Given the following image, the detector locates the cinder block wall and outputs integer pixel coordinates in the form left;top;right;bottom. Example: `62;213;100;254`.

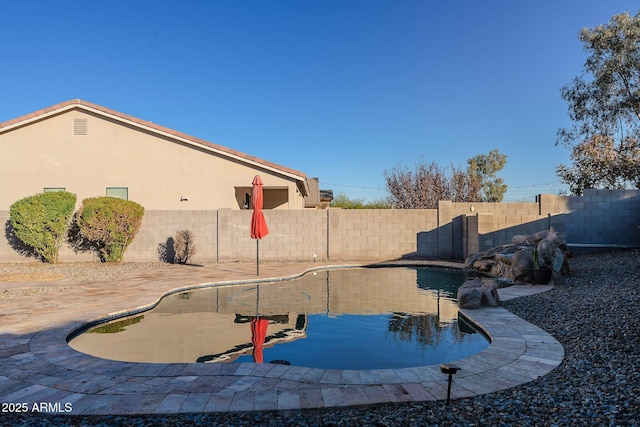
563;189;640;246
447;189;640;254
438;200;552;255
328;209;437;260
1;190;639;263
220;209;328;262
126;210;218;263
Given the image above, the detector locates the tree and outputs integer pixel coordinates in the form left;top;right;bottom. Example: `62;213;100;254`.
556;11;640;193
467;149;508;202
384;158;482;209
9;191;77;263
556;135;640;195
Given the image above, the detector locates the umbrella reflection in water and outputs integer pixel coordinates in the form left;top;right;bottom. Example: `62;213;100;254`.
250;317;269;363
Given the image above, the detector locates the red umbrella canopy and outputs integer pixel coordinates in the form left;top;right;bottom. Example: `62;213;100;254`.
250;175;269;239
250;317;269;363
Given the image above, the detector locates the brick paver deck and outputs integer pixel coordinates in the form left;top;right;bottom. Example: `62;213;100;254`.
0;261;563;415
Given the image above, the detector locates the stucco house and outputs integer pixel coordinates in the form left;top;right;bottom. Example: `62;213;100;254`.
0;99;311;211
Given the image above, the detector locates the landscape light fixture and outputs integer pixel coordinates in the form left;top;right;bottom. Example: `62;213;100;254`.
440;363;461;405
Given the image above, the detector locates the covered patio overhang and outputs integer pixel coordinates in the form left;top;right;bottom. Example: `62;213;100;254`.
235;185;295;210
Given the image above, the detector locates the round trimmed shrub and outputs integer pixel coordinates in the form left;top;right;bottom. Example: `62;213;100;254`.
76;197;144;262
9;191;77;263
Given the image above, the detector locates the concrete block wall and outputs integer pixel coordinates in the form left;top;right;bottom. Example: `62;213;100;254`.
563;189;640;246
464;214;479;256
1;190;638;263
448;190;640;255
126;210;218;263
441;200;549;255
221;209;328;262
328;209;437;259
217;209;253;262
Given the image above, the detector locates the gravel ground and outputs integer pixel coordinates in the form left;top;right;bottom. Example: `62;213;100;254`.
3;249;640;426
0;262;164;298
0;262;164;282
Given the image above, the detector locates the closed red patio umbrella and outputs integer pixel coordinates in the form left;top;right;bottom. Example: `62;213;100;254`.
250;175;269;274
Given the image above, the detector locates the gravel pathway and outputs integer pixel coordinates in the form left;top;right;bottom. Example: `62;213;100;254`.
3;250;639;426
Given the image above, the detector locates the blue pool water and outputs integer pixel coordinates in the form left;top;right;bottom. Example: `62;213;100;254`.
232;311;485;370
69;267;489;370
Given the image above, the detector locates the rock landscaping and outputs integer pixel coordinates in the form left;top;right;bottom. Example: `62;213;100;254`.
465;228;571;284
456;277;501;309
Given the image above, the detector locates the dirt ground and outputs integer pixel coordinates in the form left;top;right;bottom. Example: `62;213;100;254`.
0;272;65;282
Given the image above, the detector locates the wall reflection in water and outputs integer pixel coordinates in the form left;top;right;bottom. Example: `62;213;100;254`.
69;267;488;369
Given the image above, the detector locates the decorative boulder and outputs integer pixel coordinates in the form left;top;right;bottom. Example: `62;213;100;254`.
551;246;565;276
457;286;482;309
481;281;501;307
536;229;569;278
466;227;570;285
457;278;500;309
464;244;519;278
512;234;534;245
511;249;533;282
537;237;555;268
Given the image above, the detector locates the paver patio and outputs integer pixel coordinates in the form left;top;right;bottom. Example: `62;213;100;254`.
0;261;563;415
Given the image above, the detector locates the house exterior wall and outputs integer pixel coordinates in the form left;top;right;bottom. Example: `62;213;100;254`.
0;108;306;211
1;190;638;263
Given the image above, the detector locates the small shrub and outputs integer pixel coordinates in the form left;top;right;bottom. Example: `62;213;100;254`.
174;230;196;264
9;191;77;263
76;197;144;262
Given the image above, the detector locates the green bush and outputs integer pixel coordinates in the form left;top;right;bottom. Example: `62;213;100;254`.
9;191;77;263
76;197;144;262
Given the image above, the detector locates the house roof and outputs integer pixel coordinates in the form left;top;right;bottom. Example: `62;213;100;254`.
0;99;309;196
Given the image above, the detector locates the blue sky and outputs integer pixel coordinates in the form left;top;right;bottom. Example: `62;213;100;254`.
2;1;639;202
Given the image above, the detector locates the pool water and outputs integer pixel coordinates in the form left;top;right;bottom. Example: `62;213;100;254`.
68;267;489;370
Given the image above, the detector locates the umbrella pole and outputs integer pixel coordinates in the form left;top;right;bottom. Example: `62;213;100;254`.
256;239;259;275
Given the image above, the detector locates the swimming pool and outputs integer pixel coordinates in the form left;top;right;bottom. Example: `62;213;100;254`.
68;267;489;370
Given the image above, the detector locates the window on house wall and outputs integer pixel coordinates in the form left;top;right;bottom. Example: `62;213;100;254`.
73;118;87;135
106;187;128;200
44;187;66;192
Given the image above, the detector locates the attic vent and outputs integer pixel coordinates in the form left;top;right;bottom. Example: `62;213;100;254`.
73;118;87;135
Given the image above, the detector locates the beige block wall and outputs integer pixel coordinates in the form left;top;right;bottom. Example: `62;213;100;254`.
218;209;328;262
125;210;218;263
0;208;441;263
449;199;555;254
2;191;639;263
328;209;438;259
